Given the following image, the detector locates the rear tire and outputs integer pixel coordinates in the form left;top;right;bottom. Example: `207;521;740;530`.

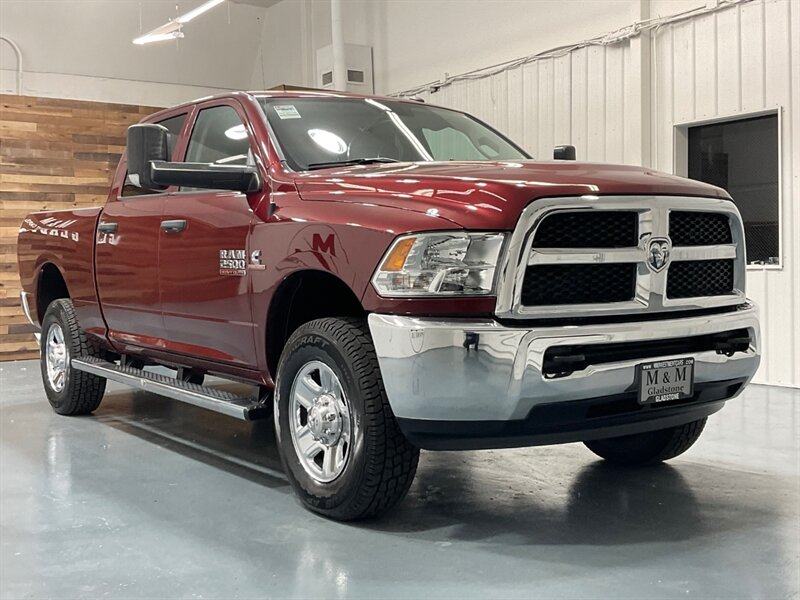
275;317;419;521
40;299;106;415
584;418;707;466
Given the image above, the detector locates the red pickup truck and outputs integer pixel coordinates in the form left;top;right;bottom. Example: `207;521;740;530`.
17;90;760;520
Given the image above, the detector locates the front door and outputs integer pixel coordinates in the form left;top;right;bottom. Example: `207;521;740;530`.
95;193;165;348
158;102;259;368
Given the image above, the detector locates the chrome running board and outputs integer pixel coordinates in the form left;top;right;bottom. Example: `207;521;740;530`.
72;356;270;421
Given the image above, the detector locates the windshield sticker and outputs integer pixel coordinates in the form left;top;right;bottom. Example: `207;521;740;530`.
273;105;301;120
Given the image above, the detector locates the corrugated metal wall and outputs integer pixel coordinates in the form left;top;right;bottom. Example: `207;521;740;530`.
415;44;639;164
414;0;799;386
651;0;799;387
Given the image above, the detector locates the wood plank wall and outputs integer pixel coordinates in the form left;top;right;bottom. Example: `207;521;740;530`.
0;95;161;361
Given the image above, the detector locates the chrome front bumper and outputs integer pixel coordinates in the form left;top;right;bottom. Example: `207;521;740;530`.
368;304;760;446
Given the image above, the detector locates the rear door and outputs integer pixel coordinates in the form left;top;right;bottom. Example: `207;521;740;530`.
95;113;187;349
158;101;259;368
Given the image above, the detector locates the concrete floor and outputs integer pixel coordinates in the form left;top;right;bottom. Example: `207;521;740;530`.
1;360;798;600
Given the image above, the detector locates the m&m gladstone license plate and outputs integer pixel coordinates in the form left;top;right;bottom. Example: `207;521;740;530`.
636;357;695;404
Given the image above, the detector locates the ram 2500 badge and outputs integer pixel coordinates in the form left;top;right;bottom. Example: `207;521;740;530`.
17;91;760;520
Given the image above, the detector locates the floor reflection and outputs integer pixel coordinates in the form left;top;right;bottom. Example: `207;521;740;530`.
87;381;790;551
2;361;798;599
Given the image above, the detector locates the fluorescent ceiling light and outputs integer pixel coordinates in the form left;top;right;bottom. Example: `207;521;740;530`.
133;0;226;46
133;31;185;45
177;0;226;24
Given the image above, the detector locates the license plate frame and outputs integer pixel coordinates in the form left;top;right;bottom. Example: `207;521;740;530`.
636;357;695;405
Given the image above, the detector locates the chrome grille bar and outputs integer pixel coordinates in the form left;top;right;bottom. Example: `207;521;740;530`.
529;243;737;265
494;195;747;319
671;244;737;261
528;247;643;265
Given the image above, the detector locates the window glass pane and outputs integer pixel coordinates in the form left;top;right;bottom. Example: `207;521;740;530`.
258;97;528;171
160;114;188;140
121;113;186;198
687;114;779;264
422;127;487;160
186;105;250;166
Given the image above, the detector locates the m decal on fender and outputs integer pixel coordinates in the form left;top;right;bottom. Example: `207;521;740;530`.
312;233;336;257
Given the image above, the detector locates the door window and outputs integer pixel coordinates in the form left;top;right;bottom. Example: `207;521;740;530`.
181;105;253;192
186;105;252;167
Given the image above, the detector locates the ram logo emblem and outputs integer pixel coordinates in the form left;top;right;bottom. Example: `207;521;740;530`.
647;238;671;272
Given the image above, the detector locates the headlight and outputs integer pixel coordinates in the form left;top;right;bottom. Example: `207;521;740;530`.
371;232;506;296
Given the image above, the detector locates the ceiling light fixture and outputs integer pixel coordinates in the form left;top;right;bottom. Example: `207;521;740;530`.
177;0;226;24
133;0;227;46
133;31;185;46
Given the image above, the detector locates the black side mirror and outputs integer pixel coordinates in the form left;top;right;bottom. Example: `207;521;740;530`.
553;145;576;160
150;162;261;193
127;124;170;190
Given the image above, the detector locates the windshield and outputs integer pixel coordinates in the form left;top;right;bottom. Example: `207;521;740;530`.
257;96;529;171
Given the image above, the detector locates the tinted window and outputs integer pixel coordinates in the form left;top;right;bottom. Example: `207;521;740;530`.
121;113;187;197
258;97;528;171
159;114;189;148
185;105;251;166
688;114;779;264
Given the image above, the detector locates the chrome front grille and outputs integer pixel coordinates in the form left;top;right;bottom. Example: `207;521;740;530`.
495;196;747;319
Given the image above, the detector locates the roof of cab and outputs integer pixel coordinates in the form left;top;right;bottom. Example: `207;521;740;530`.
144;89;427;122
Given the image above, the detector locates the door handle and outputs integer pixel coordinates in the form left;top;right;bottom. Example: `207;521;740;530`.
160;219;187;233
98;222;118;233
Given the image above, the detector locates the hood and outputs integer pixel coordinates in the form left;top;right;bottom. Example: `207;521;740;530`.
293;160;729;230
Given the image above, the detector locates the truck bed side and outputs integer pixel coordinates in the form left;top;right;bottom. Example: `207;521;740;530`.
17;208;106;339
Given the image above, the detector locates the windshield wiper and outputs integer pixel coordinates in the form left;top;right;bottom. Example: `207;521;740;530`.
306;157;401;170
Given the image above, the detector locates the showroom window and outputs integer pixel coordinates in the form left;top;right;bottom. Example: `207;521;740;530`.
686;114;780;265
120;113;187;197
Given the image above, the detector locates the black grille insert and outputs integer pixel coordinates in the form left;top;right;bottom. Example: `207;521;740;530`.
669;211;732;246
667;260;734;298
522;263;637;306
543;328;751;377
532;211;638;248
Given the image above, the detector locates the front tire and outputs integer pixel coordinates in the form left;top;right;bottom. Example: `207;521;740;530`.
40;299;106;415
584;418;707;466
275;317;419;520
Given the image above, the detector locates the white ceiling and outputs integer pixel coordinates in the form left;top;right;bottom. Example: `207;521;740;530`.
0;0;270;90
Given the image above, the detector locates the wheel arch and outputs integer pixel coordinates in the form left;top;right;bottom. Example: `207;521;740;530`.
35;262;70;324
266;269;365;379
